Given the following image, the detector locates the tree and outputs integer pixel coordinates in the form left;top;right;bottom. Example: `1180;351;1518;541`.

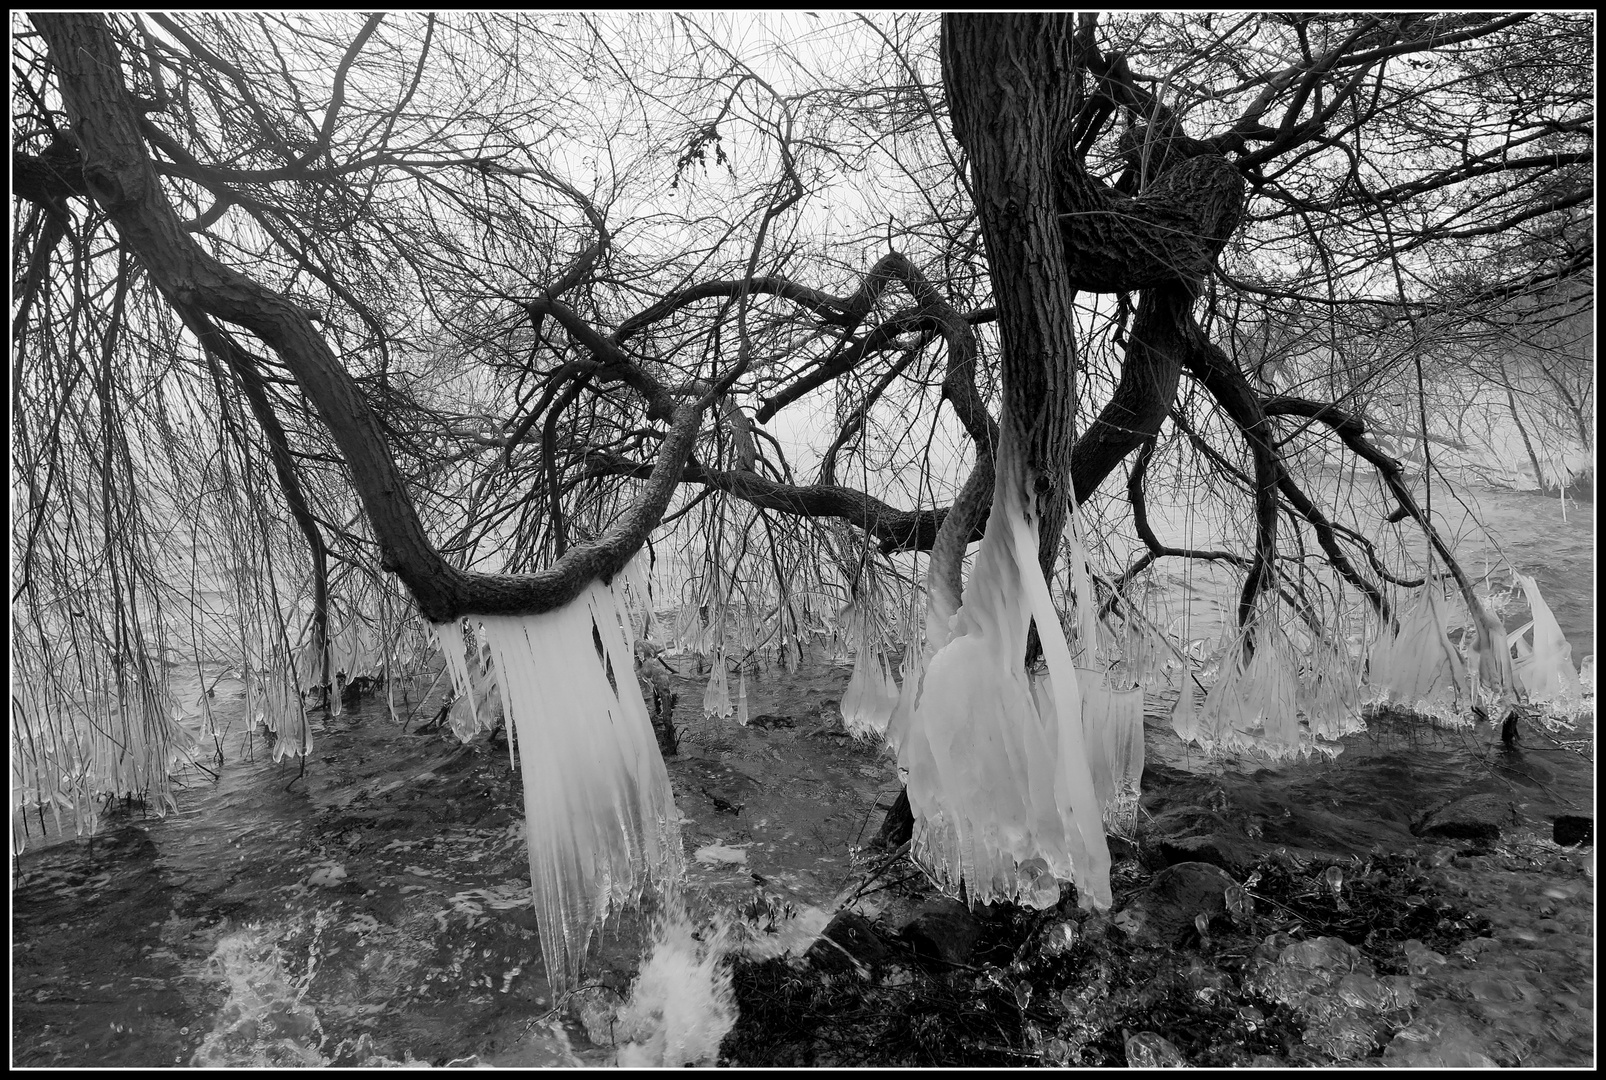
12;12;1592;884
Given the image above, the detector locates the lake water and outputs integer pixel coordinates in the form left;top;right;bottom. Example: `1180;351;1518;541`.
10;481;1594;1066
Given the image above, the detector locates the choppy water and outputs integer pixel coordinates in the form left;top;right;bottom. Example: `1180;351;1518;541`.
10;483;1594;1066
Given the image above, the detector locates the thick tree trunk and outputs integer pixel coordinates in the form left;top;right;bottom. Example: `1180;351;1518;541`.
942;15;1086;572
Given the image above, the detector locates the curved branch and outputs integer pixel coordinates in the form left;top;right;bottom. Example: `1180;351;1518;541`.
584;449;984;555
40;11;706;623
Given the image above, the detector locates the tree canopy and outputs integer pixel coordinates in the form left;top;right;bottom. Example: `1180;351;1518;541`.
11;12;1595;825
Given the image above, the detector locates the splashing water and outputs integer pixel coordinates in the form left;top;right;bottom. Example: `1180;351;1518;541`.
610;903;737;1068
190;922;329;1068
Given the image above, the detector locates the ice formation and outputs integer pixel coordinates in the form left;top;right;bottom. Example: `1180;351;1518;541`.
1365;584;1468;719
1171;662;1202;744
1508;573;1580;706
1191;614;1308;759
897;435;1112;910
1462;589;1522;707
1072;669;1145;829
445;578;682;993
432;619;502;742
841;642;900;740
1295;634;1366;743
884;642;921;754
702;651;731;719
735;667;750;727
249;663;312;762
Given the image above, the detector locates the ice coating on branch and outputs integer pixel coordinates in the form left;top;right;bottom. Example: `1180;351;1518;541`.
1071;670;1145;830
841;642;899;740
884;641;921;754
1171;662;1202;744
735;667;749;727
249;664;311;762
1190;614;1308;759
431;619;503;742
702;652;730;719
1509;573;1580;706
1064;509;1100;665
1462;587;1522;707
1365;586;1468;720
898;435;1112;910
473;581;684;993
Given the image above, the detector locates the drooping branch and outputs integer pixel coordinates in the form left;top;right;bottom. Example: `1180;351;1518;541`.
181;309;333;696
584;450;985;555
37;11;708;623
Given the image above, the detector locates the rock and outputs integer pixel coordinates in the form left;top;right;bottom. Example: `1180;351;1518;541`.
896;898;983;967
1553;814;1593;847
1410;793;1518;841
1146;807;1256;872
1116;861;1237;945
806;911;891;975
870;787;913;850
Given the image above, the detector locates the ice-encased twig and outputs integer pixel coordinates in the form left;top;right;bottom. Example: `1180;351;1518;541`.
841;640;898;740
1365;584;1468;720
1510;573;1580;707
702;651;730;718
475;581;683;994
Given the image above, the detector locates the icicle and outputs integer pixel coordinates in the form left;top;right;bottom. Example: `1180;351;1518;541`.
841;642;898;741
1064;509;1099;665
1509;573;1580;706
735;667;749;727
430;619;501;741
1296;633;1365;743
702;651;730;719
1074;669;1145;830
1463;589;1522;707
1191;614;1306;759
1365;585;1468;721
476;579;683;994
1171;663;1202;744
885;641;921;753
899;434;1111;910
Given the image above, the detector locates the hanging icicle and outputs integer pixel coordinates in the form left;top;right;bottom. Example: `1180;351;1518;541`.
1190;611;1307;760
702;650;731;719
432;619;502;742
735;666;749;727
841;641;899;740
469;579;683;995
1073;669;1145;831
1365;584;1468;722
1509;573;1580;707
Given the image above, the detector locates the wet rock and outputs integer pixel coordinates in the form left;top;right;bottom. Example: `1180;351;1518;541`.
896;898;983;967
805;911;890;975
747;713;797;730
1115;861;1237;946
1146;807;1255;872
870;787;913;850
1410;793;1518;841
1552;814;1593;847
